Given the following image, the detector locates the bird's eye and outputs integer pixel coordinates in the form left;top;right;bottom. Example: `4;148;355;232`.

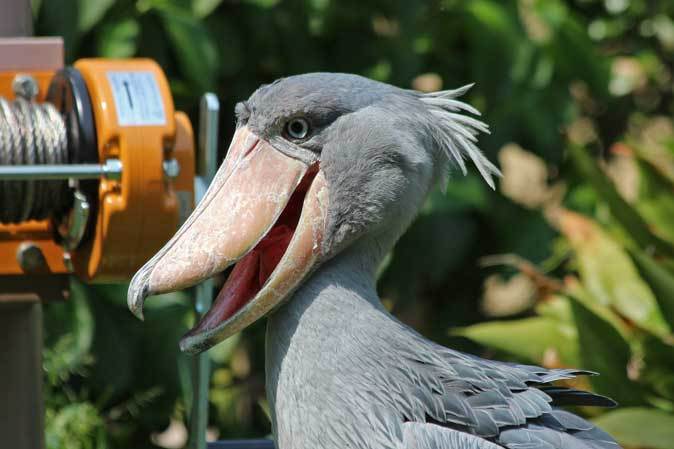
285;118;310;140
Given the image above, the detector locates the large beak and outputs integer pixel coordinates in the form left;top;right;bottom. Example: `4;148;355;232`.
128;126;328;354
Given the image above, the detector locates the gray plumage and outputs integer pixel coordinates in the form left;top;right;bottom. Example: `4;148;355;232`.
233;73;621;449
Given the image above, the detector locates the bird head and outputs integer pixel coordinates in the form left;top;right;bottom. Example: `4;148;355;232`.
128;73;498;354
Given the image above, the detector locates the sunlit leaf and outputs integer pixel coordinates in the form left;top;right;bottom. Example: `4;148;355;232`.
192;0;223;18
593;408;674;449
45;402;106;449
559;210;671;338
77;0;114;33
453;316;579;366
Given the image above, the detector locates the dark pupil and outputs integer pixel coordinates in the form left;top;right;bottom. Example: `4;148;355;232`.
291;121;304;135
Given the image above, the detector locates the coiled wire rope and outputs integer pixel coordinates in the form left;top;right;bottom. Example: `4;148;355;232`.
0;95;71;223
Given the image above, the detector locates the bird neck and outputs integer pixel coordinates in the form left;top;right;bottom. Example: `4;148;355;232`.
270;235;386;327
264;235;392;433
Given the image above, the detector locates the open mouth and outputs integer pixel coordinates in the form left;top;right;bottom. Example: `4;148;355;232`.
190;166;319;334
128;125;328;353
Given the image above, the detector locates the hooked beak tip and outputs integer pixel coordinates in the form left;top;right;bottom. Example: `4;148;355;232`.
179;334;206;355
127;269;150;321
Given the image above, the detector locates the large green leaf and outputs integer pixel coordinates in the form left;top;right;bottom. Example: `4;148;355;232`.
453;316;579;366
560;210;671;338
570;298;645;406
593;408;674;449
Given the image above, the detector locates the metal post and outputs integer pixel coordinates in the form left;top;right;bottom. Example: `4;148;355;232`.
0;301;44;449
0;2;44;449
188;93;219;449
0;0;32;37
0;159;124;180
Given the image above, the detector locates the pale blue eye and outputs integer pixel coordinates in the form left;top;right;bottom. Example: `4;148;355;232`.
286;118;309;140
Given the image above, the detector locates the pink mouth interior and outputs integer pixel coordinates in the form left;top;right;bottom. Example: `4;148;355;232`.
191;167;318;334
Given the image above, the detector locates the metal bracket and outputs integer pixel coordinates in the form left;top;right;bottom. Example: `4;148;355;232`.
188;92;220;449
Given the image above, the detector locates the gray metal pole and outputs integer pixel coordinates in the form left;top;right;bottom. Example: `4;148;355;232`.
0;2;43;449
188;93;220;449
0;159;123;180
0;301;44;449
0;0;32;37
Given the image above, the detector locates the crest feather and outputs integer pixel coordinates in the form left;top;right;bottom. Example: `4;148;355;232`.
419;84;501;190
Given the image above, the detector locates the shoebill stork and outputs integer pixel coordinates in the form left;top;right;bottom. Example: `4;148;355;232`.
128;73;621;449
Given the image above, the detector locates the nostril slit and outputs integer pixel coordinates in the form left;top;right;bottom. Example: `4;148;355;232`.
244;138;261;157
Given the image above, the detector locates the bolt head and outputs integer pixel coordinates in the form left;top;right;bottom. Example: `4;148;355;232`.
12;74;39;100
16;242;47;273
163;158;181;179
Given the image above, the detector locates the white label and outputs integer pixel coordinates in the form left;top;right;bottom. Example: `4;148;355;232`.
107;71;166;126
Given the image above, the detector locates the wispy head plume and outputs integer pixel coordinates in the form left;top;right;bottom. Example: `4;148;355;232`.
419;84;501;190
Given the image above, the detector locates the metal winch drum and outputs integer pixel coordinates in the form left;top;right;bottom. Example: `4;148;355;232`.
0;43;195;282
0;36;223;449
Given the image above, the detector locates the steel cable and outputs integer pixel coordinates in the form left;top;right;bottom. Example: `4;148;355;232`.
0;96;70;223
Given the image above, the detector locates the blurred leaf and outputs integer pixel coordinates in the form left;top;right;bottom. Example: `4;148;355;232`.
45;402;107;449
242;0;281;8
593;408;674;449
641;336;674;402
97;17;140;58
155;3;218;91
636;159;674;244
32;0;42;17
570;298;645;405
423;173;490;214
565;280;631;339
453;316;578;366
209;333;241;364
43;280;94;384
536;294;573;322
568;144;674;258
86;285;192;429
77;0;114;33
630;249;674;331
36;0;79;61
192;0;223;18
559;210;671;338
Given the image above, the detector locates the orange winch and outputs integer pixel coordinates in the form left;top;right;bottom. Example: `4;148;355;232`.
0;39;195;282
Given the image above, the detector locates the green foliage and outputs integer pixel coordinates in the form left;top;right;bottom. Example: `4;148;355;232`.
453;313;579;365
45;403;107;449
458;62;674;449
593;408;674;449
33;0;674;447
